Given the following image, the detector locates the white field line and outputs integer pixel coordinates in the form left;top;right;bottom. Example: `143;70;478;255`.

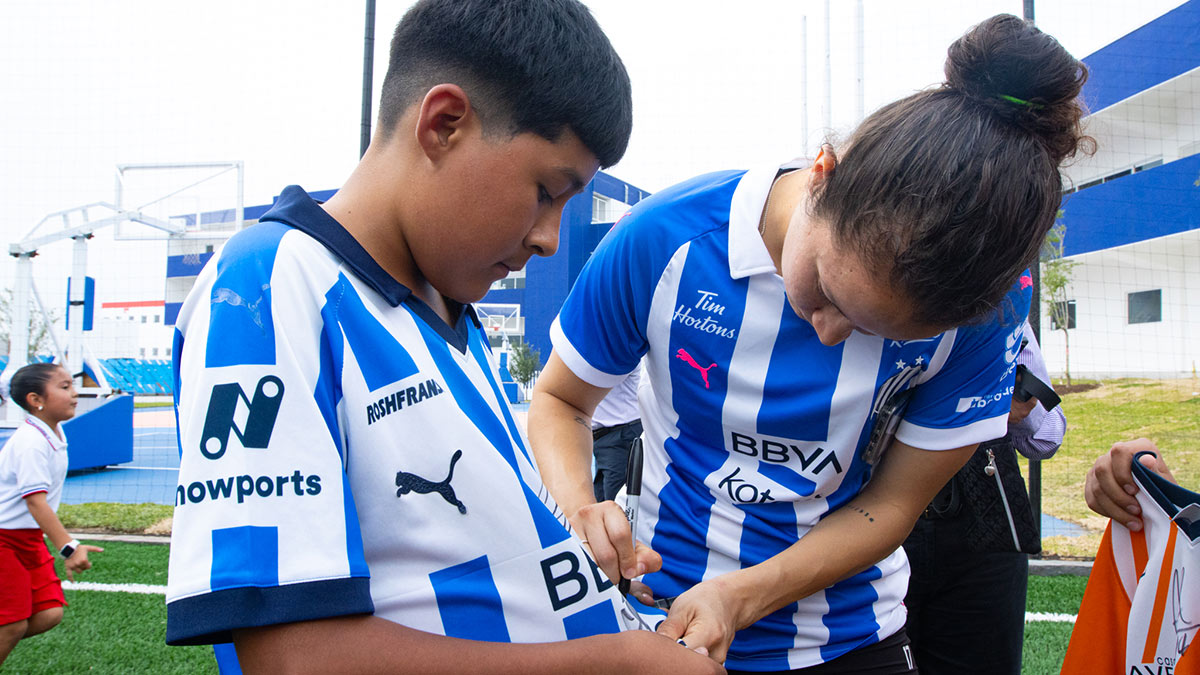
1025;612;1076;623
57;581;1082;623
63;581;166;595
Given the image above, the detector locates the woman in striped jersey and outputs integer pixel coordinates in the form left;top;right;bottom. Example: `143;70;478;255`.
531;13;1092;674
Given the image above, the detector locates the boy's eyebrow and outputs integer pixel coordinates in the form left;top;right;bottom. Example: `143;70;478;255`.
557;167;586;193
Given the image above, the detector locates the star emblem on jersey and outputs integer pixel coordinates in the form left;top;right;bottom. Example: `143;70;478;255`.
675;348;718;389
395;449;467;514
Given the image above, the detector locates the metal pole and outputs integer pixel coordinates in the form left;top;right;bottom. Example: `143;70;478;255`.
1023;0;1043;543
853;0;864;124
822;0;832;131
800;15;809;149
3;255;35;424
67;236;88;380
360;0;377;158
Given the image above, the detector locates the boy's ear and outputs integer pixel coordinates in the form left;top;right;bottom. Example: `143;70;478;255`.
415;84;474;161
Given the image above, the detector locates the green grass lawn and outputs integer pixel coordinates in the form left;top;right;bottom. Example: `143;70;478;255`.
2;541;213;675
1;541;1089;674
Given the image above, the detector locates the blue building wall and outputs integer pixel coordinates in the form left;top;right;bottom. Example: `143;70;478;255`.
1055;0;1200;257
1060;153;1200;257
1079;0;1200;113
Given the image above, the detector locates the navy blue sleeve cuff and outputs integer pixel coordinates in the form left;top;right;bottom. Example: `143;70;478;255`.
166;577;373;646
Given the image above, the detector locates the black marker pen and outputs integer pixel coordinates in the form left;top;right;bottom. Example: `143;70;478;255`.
618;437;644;596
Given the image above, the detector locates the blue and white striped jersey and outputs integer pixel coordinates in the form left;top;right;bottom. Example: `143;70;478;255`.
552;165;1031;671
166;186;642;646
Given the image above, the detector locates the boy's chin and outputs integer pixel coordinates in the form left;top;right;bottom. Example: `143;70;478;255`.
443;284;491;306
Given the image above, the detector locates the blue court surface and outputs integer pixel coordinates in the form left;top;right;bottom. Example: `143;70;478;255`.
56;407;1093;536
63;424;180;505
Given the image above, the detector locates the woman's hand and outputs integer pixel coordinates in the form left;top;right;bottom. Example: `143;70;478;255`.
570;500;662;594
654;576;745;664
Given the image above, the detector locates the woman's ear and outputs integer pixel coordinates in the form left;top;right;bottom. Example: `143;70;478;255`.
811;143;837;178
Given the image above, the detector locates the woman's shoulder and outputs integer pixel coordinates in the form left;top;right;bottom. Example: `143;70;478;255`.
606;170;748;252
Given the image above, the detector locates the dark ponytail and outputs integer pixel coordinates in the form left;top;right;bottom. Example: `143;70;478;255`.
810;14;1094;327
10;363;62;413
943;14;1091;166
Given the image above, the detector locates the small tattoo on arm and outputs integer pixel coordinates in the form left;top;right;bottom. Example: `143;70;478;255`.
849;506;875;523
573;416;590;429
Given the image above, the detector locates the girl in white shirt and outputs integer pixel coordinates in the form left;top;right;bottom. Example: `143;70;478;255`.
0;363;102;666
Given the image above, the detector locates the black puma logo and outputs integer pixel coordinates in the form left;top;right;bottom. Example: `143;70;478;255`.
396;449;467;514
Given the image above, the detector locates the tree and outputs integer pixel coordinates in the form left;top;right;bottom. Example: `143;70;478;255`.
1041;215;1079;387
507;340;541;394
0;288;60;363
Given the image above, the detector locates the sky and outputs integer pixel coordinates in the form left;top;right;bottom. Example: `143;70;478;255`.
0;0;1189;312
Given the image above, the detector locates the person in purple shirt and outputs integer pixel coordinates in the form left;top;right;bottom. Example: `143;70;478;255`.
902;319;1065;675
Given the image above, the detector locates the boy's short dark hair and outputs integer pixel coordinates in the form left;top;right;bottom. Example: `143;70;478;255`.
378;0;633;168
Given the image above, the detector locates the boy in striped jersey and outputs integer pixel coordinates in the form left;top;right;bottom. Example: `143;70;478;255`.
165;2;719;673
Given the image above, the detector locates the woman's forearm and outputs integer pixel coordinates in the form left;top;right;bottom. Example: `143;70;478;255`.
715;442;975;630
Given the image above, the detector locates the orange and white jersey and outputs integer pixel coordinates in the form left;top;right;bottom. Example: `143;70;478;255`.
1063;456;1200;675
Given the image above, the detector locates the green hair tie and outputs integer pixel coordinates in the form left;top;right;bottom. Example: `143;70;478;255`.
997;94;1044;109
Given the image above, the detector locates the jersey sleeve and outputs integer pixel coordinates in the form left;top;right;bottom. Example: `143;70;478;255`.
896;279;1033;450
166;223;372;646
552;171;742;387
551;215;658;387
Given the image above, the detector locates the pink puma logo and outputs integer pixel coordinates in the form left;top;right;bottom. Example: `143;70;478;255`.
676;348;718;389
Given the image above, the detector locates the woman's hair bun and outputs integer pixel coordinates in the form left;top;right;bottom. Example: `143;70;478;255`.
944;14;1092;164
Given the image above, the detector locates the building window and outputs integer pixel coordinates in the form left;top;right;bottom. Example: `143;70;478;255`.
139;348;146;357
141;315;147;324
152;347;159;356
166;348;172;357
591;194;628;223
489;269;526;291
1050;300;1076;330
1128;289;1162;324
154;314;160;323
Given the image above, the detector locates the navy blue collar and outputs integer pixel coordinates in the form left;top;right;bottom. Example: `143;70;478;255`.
258;185;479;352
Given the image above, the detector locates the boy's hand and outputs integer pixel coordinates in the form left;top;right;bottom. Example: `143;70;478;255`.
64;545;103;581
570;500;661;588
1084;439;1176;532
612;630;725;674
